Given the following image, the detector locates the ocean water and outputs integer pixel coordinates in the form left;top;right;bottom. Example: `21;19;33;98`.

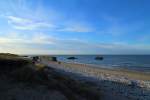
55;55;150;73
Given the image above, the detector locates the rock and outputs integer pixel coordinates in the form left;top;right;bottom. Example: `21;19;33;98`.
32;56;40;62
40;56;57;62
67;57;77;60
49;57;57;62
129;80;138;88
95;56;103;60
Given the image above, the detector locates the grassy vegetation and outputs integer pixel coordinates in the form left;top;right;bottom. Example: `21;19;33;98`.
0;53;101;100
0;53;32;75
40;56;57;61
45;67;101;100
35;63;46;71
0;53;19;59
10;65;101;100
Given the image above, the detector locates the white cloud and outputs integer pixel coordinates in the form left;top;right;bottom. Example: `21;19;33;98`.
0;42;80;55
0;43;50;54
58;22;93;32
31;33;56;44
8;16;31;24
0;32;55;44
7;16;55;30
0;34;150;54
6;15;93;32
59;25;92;32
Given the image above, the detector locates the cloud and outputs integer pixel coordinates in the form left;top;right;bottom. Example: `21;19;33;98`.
0;33;150;54
31;33;56;44
0;43;53;55
0;32;55;44
6;15;93;32
8;16;31;24
0;42;81;55
7;16;55;30
59;25;92;32
58;22;93;32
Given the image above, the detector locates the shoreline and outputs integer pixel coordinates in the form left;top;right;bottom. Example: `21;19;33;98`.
61;61;150;81
41;58;150;88
61;61;150;75
40;58;150;99
58;60;150;74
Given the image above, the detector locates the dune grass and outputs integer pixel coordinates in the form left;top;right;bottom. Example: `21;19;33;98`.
0;53;101;100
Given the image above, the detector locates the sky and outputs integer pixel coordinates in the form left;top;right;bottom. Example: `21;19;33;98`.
0;0;150;54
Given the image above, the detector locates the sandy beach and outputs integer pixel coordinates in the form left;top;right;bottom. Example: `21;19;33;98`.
0;53;150;100
41;58;150;86
1;54;149;100
40;57;150;100
57;62;150;80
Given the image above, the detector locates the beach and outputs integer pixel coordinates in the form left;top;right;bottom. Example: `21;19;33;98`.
41;57;150;100
1;54;150;100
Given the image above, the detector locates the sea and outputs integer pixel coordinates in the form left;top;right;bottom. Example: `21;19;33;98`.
54;55;150;73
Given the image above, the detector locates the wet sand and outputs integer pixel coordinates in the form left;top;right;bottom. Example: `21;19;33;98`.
41;58;150;82
58;62;150;81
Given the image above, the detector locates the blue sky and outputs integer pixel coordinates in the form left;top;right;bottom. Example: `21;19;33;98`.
0;0;150;54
